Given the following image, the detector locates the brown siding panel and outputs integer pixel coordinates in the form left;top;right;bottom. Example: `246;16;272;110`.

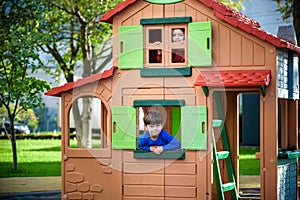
165;186;196;197
165;163;196;174
123;162;164;174
242;37;254;66
165;175;196;186
254;43;266;66
123;174;164;185
124;185;164;196
219;25;230;66
230;31;242;66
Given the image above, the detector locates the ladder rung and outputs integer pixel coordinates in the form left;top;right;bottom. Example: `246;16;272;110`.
222;182;236;192
212;119;223;127
217;151;230;160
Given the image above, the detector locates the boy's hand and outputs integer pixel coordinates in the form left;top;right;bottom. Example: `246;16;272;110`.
153;146;163;155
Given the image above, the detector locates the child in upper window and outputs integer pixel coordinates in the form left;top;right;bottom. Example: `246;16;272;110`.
171;28;185;63
172;28;185;43
138;111;181;155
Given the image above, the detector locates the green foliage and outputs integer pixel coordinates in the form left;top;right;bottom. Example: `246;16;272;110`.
219;0;246;11
0;0;52;170
37;0;123;81
0;107;39;131
273;0;292;20
0;0;52;118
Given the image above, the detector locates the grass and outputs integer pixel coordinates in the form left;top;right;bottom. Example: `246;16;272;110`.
0;139;63;177
239;147;260;175
0;139;261;177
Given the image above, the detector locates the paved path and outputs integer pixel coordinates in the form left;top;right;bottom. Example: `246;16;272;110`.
0;177;61;194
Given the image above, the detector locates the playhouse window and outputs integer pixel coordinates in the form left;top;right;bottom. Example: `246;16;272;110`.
145;25;187;67
111;102;207;151
117;20;212;70
68;97;108;149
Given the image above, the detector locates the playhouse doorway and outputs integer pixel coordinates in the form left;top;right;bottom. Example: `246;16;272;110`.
211;91;261;199
238;93;261;197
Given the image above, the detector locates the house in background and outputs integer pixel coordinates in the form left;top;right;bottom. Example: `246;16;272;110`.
240;0;297;146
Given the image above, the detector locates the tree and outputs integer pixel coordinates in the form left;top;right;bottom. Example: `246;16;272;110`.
37;0;122;147
274;0;300;43
0;0;51;170
0;106;39;132
219;0;246;11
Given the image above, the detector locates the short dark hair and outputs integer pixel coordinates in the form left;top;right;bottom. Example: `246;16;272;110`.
143;111;163;125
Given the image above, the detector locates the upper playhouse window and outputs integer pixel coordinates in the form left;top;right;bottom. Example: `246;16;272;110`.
117;17;212;75
145;25;187;67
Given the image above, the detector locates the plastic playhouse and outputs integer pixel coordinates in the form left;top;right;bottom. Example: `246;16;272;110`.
46;0;300;199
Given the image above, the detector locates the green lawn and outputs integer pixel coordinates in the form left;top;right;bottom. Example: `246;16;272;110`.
239;147;260;175
0;139;260;177
0;139;62;177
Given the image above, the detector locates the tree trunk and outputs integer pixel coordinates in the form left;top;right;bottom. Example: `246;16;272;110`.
72;98;93;148
9;120;18;171
72;101;83;147
81;97;92;148
11;134;18;171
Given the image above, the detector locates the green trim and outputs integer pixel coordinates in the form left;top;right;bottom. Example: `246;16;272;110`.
134;149;185;159
133;99;185;107
278;150;300;159
202;86;209;97
260;85;266;97
140;17;192;25
172;108;181;139
140;67;192;77
145;0;183;4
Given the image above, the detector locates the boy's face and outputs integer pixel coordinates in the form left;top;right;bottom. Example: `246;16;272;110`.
146;123;163;139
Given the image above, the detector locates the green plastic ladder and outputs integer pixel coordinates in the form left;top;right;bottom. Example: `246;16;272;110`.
212;92;239;200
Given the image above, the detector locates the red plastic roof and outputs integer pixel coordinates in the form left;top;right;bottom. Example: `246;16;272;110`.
194;70;271;87
100;0;300;54
45;67;116;97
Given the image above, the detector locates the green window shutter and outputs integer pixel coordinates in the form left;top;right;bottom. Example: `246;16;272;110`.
181;106;207;150
118;26;143;69
112;106;136;149
188;21;212;67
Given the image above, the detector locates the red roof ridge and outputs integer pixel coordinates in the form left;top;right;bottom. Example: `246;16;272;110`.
45;67;116;97
99;0;300;54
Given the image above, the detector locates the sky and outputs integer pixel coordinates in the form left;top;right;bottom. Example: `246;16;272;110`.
241;0;293;36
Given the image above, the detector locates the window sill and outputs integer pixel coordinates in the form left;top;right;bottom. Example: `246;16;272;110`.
140;67;192;77
133;149;185;159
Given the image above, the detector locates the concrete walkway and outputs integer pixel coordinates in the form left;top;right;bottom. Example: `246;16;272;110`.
0;177;61;194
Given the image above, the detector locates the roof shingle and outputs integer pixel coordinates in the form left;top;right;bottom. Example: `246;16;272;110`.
99;0;300;54
45;67;116;97
194;70;271;87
